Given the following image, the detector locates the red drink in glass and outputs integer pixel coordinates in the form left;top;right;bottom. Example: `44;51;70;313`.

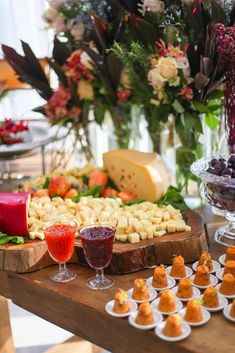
45;224;75;263
80;225;116;290
43;221;77;283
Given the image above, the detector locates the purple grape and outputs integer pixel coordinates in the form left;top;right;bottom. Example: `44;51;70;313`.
219;158;226;162
228;155;235;164
220;161;228;169
232;171;235;178
207;167;215;174
210;158;218;167
214;162;222;171
222;168;233;176
228;162;233;168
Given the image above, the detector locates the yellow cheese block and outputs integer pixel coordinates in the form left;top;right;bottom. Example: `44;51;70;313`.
103;150;171;202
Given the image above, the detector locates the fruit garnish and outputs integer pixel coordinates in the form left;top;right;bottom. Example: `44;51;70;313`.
89;171;108;187
48;176;70;197
100;188;118;198
118;191;136;202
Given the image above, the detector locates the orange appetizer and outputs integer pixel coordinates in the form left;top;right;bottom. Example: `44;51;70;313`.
193;265;210;286
152;266;168;288
230;299;235;318
163;314;182;337
177;278;193;299
224;260;235;277
220;274;235;296
170;256;186;278
203;287;219;308
132;279;149;301
135;302;154;325
226;245;235;262
198;251;213;272
184;300;203;323
113;289;130;314
158;289;176;313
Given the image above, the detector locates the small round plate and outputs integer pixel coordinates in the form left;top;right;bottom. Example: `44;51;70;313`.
128;310;163;330
215;268;226;281
179;307;211;326
151;298;183;315
171;286;201;302
166;266;193;280
215;284;235;299
146;276;176;291
192;260;221;274
223;304;235;323
219;254;226;266
105;299;138;318
155;321;191;342
127;287;157;303
189;274;218;289
199;294;228;312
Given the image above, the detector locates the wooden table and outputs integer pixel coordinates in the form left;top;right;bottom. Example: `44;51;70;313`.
0;212;234;353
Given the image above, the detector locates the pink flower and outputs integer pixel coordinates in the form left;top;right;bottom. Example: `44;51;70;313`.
176;86;193;101
116;89;132;102
47;86;71;108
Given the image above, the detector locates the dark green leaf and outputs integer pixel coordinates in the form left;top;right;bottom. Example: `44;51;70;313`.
9;237;25;244
0;232;7;238
53;37;71;66
0;234;24;245
192;100;211;114
72;185;105;203
94;105;106;125
107;177;119;191
157;186;187;211
209;90;224;99
123;198;146;206
172;100;185;114
43;177;50;189
82;175;89;185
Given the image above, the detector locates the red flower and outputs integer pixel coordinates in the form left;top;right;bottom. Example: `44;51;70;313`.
116;89;131;102
129;14;140;28
176;86;193;101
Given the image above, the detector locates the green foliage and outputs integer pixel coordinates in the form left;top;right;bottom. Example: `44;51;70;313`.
123;198;146;206
157;186;187;211
72;185;105;203
43;177;50;189
0;232;25;245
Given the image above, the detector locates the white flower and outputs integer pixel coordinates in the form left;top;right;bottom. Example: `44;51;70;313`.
71;22;85;41
175;56;191;78
148;68;165;90
80;51;93;70
48;0;65;10
141;0;165;15
42;8;59;23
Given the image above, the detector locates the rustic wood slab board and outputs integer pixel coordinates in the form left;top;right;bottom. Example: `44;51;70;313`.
0;209;207;274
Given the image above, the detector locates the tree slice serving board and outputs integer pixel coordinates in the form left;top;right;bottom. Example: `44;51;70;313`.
0;209;207;274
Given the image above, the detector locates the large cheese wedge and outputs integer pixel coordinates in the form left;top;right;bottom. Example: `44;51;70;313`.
103;150;170;202
0;192;30;236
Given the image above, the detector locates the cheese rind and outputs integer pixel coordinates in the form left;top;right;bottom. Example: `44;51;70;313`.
103;150;170;202
0;192;30;236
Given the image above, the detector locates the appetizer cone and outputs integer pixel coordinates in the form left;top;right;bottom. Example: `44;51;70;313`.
198;251;213;272
203;287;219;308
220;274;235;296
158;289;176;313
170;255;186;278
132;279;149;301
194;265;210;286
224;260;235;277
177;278;193;299
113;289;130;314
152;265;168;288
163;314;182;337
226;246;235;262
135;302;154;325
184;299;203;323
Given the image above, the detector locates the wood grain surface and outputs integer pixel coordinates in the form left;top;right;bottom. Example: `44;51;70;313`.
0;209;207;274
0;296;15;353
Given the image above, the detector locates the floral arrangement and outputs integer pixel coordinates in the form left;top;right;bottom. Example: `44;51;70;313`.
0;119;29;145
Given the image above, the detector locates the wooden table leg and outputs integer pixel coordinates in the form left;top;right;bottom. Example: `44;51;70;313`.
0;296;15;353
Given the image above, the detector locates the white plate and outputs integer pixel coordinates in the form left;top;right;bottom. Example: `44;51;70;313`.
189;274;218;289
155;321;191;342
105;299;138;318
215;268;227;281
199;294;228;312
171;286;201;302
219;254;226;266
127;287;157;303
146;276;176;291
128;310;163;330
179;307;211;327
223;304;235;323
215;284;235;299
166;266;193;280
192;260;221;274
151;297;183;315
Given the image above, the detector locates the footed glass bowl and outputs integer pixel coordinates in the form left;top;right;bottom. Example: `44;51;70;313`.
191;155;235;246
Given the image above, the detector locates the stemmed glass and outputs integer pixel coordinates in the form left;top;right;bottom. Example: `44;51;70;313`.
79;224;116;290
43;220;77;283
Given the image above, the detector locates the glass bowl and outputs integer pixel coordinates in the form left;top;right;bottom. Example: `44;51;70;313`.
191;155;235;246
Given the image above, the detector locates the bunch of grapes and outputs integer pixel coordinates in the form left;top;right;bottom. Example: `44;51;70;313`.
207;156;235;178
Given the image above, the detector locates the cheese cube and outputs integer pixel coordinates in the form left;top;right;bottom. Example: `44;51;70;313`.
120;234;128;242
163;211;170;222
167;224;176;233
185;225;191;232
139;231;148;240
130;218;143;232
154;230;166;237
118;216;128;229
128;233;140;244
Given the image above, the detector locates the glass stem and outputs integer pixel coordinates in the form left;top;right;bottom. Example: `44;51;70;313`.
96;268;104;282
59;263;67;271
